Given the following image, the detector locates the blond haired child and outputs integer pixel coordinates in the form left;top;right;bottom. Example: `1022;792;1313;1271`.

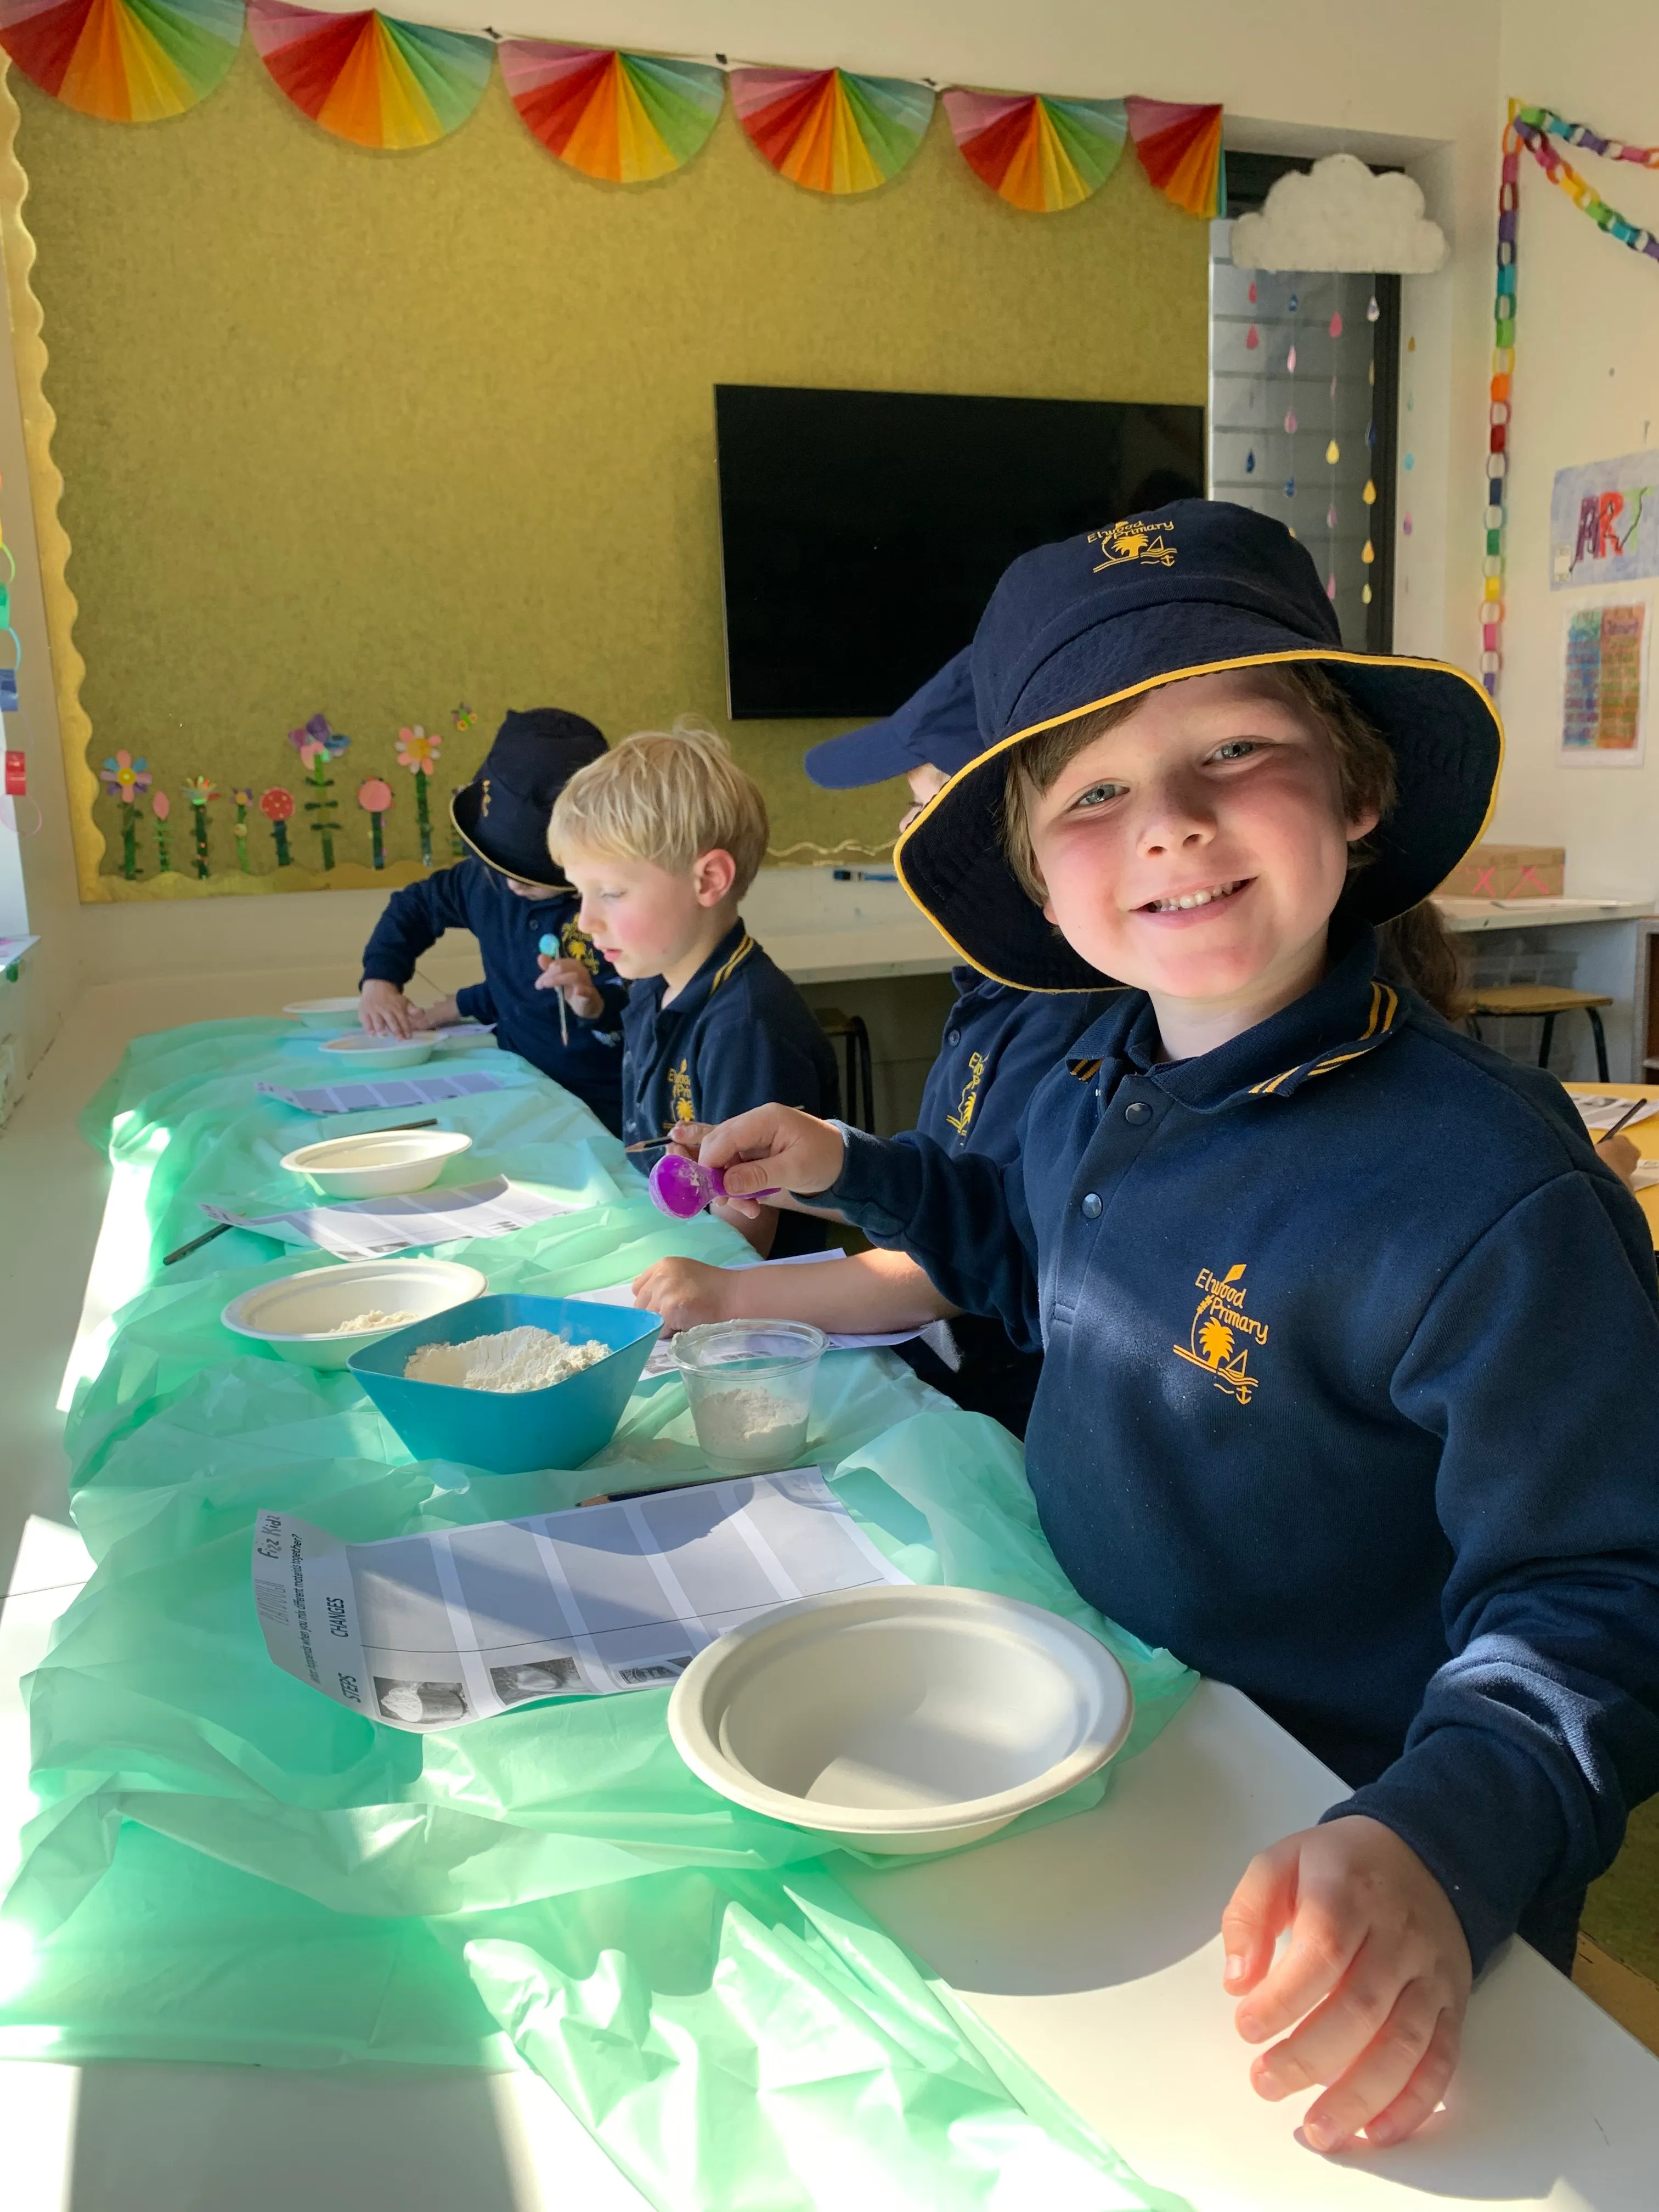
544;719;838;1255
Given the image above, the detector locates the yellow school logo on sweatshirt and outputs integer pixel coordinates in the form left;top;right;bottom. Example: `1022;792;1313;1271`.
1089;518;1177;572
1173;1262;1268;1405
669;1057;695;1123
944;1052;986;1139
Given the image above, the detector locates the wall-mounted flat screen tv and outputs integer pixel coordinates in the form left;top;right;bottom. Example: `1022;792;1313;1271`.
714;384;1206;720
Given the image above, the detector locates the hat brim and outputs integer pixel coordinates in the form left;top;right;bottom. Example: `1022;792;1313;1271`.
803;722;919;789
449;786;568;895
895;634;1503;993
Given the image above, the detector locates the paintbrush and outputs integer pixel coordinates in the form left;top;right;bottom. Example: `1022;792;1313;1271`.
1594;1097;1649;1146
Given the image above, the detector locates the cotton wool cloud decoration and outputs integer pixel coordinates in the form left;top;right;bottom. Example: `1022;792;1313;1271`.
1230;153;1447;273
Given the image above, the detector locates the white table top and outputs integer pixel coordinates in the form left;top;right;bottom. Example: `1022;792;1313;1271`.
1433;897;1654;935
5;1504;1653;2210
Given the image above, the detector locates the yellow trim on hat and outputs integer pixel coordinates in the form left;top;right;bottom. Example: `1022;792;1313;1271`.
892;648;1506;994
449;791;568;898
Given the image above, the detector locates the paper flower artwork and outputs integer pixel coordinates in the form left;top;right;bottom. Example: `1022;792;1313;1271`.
1229;153;1447;273
0;0;241;123
450;702;478;732
246;0;492;150
500;41;723;183
284;713;348;869
731;65;933;195
1126;97;1224;220
397;722;440;863
287;712;349;765
99;749;151;799
358;775;393;867
943;91;1126;213
151;788;173;872
232;785;253;872
260;785;295;865
183;772;217;877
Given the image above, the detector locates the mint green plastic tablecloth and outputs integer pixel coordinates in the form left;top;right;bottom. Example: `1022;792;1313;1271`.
3;1021;1197;2211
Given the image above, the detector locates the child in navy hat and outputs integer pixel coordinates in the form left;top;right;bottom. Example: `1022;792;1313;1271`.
679;501;1659;2154
633;650;1107;1436
358;708;629;1132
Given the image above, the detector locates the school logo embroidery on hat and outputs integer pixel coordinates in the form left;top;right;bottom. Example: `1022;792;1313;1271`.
480;778;492;816
1088;517;1178;572
1173;1262;1268;1405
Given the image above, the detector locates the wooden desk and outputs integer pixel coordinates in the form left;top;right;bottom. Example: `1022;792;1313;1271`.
1565;1081;1659;1249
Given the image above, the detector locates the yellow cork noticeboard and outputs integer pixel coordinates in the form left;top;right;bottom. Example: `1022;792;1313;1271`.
1;49;1206;902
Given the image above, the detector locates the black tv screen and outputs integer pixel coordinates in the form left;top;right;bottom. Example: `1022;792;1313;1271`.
714;384;1205;720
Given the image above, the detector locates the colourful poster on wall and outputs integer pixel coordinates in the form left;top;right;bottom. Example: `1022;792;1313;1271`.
1561;600;1649;765
1550;449;1659;588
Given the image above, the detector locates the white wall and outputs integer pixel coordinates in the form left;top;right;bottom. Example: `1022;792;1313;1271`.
1485;1;1659;899
7;1;1513;1045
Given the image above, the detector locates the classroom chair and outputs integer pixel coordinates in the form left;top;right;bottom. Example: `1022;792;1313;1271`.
1462;983;1612;1081
815;1008;875;1134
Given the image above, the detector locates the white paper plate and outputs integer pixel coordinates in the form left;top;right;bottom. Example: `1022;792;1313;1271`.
283;997;363;1031
669;1584;1133;1854
280;1127;473;1198
318;1033;436;1071
222;1258;488;1369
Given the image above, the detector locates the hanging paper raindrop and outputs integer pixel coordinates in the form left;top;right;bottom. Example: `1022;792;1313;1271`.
1366;422;1377;447
1284;409;1298;434
943;89;1127;213
1245;450;1255;473
1327;503;1339;529
1245;324;1259;349
1362;583;1373;604
1329;311;1343;337
732;65;933;194
1366;294;1380;323
1403;453;1415;471
1326;575;1338;601
1288;292;1299;312
1361;539;1376;564
1248;280;1257;303
1328;375;1338;400
1402;514;1414;535
499;42;724;182
1286;343;1297;373
1284;476;1296;498
0;0;242;119
246;0;492;150
1363;478;1377;505
1325;439;1340;465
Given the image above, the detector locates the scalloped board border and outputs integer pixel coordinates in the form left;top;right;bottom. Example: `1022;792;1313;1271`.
0;57;106;900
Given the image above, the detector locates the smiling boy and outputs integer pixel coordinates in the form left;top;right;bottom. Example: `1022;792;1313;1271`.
679;503;1659;2153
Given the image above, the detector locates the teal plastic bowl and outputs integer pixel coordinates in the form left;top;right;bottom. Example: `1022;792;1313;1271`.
349;1293;662;1474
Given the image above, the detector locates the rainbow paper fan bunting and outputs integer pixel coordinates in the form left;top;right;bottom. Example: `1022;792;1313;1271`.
1125;96;1224;218
246;0;490;151
0;0;241;123
731;65;932;195
499;41;723;183
943;89;1126;213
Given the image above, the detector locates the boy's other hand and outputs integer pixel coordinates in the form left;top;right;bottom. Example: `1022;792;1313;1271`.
360;980;414;1038
408;994;460;1032
1599;1128;1641;1192
535;955;604;1019
696;1107;847;1218
630;1257;733;1333
1221;1813;1471;2154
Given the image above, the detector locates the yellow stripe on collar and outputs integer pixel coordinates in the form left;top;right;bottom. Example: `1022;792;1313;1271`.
1067;1057;1104;1082
710;934;755;993
1248;981;1402;1098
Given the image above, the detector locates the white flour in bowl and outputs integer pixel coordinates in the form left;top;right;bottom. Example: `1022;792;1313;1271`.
325;1308;419;1335
404;1325;611;1393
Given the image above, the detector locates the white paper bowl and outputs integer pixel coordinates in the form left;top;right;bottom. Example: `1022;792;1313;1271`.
668;1584;1133;1854
318;1033;436;1071
221;1259;488;1369
283;997;363;1031
280;1127;473;1199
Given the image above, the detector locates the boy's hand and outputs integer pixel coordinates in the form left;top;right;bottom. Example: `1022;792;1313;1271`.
631;1257;735;1333
1599;1128;1641;1192
360;980;414;1038
408;994;460;1032
696;1107;847;1220
535;955;604;1019
1222;1813;1471;2154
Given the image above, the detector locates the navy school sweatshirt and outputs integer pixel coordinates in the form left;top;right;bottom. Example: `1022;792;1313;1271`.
359;860;628;1131
824;926;1659;1970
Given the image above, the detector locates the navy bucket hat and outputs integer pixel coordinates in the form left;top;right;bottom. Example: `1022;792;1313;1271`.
895;500;1503;992
803;650;982;788
452;708;608;890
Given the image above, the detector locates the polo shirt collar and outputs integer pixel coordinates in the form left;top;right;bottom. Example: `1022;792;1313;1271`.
654;917;755;1019
1083;926;1402;1112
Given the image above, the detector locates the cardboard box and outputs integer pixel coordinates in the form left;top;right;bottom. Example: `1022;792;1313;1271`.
1438;844;1565;900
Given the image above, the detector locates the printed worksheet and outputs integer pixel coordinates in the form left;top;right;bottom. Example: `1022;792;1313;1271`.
256;1069;510;1114
251;1469;908;1729
202;1176;576;1259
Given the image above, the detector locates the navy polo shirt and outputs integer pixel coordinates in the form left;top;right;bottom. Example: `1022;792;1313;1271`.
827;927;1659;1970
906;970;1108;1434
360;859;628;1131
622;919;840;1258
